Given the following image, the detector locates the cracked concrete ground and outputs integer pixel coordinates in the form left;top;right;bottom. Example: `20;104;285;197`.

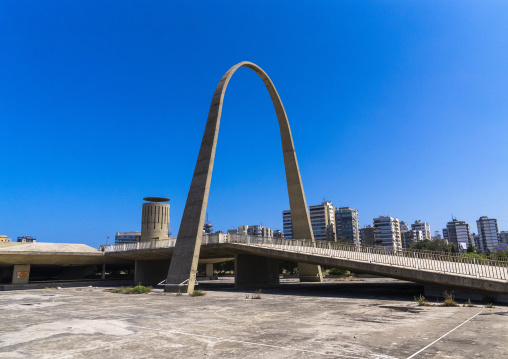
0;277;507;359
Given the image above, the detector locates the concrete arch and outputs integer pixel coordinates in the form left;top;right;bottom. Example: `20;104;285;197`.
165;61;322;292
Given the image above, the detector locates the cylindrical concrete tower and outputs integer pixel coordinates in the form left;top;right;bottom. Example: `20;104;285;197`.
140;197;170;242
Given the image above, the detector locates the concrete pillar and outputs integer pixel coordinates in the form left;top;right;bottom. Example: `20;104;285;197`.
12;264;30;285
298;262;323;282
101;263;106;280
235;254;279;289
205;263;213;277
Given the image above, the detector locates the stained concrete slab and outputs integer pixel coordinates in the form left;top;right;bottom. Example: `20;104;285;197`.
0;277;506;359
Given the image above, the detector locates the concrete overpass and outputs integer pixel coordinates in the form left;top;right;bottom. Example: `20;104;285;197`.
2;238;508;302
104;235;508;302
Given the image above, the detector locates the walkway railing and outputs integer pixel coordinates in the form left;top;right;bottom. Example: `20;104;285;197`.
103;234;508;281
104;239;176;253
227;235;508;281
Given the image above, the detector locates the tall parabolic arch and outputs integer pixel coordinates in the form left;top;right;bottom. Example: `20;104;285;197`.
165;61;322;293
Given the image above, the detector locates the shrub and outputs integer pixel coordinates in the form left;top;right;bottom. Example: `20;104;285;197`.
464;299;475;307
442;291;458;307
482;294;495;305
328;268;350;276
190;290;206;297
414;294;430;306
485;303;494;308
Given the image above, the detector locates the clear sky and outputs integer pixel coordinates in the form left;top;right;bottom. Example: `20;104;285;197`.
1;1;508;248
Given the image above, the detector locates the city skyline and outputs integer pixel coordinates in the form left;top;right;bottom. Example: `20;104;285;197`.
2;2;508;248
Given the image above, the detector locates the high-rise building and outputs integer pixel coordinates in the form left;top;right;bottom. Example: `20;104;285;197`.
400;221;409;232
412;220;431;240
476;216;499;253
309;202;336;241
445;219;470;250
442;228;449;241
282;210;293;239
469;233;481;250
360;225;376;246
373;216;402;251
115;232;141;244
283;201;336;241
335;207;360;245
401;229;423;248
500;231;508;245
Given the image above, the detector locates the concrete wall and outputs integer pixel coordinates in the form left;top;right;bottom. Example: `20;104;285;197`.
234;254;279;289
134;260;170;286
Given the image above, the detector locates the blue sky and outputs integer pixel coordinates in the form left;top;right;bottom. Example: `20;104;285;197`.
1;1;508;247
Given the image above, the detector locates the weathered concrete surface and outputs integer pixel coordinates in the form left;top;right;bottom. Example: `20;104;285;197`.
234;254;279;289
166;61;321;293
0;278;506;359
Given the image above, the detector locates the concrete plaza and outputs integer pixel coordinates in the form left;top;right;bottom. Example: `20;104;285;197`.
0;277;507;358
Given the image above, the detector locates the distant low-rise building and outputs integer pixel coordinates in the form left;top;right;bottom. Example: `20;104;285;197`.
273;230;284;238
115;232;141;245
0;235;12;243
17;236;36;243
247;225;273;238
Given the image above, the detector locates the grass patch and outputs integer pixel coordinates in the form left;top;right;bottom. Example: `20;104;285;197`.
442;291;458;307
190;290;206;297
414;294;431;306
111;285;152;294
485;303;494;308
463;299;475;307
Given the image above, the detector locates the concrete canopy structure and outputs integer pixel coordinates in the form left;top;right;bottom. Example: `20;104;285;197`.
165;61;322;293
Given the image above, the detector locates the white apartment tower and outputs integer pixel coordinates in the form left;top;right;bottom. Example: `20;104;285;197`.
373;216;402;251
283;201;336;241
335;207;360;245
412;220;431;240
476;216;499;253
309;202;337;241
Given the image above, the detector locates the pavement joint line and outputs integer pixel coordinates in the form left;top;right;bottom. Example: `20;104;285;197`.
129;324;367;358
406;311;482;359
